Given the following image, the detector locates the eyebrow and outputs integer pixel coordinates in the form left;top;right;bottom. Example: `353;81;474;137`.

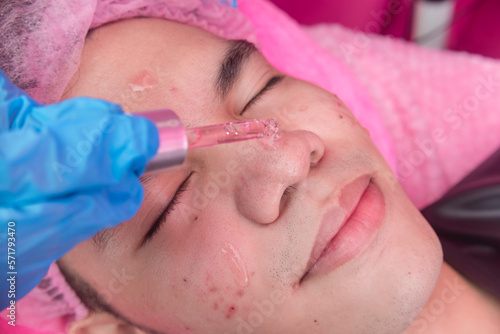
215;39;257;100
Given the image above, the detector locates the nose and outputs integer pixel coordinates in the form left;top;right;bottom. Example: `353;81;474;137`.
233;130;324;224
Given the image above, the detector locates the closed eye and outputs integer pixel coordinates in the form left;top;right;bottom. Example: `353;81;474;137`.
240;75;285;115
143;172;193;244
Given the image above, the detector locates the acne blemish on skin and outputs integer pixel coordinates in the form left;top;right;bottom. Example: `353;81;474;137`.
226;306;236;319
221;242;249;288
236;289;244;297
127;70;158;92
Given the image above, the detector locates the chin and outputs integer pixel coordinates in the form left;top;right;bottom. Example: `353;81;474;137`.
291;201;442;334
334;175;444;333
370;186;444;333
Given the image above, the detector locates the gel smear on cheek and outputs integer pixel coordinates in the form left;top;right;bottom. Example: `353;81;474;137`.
221;242;249;288
128;70;158;92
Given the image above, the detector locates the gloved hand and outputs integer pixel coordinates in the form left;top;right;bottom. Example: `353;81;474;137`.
0;70;159;309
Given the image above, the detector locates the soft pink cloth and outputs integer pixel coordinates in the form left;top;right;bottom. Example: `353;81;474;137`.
305;23;500;208
0;321;48;334
0;265;86;333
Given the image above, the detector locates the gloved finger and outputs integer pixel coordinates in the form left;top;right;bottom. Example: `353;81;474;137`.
9;97;124;131
0;70;40;132
0;171;144;299
0;105;158;204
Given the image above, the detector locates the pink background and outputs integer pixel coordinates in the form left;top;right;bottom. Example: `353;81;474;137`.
270;0;500;59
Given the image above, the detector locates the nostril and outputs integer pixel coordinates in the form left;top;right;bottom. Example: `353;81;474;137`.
305;131;325;167
279;185;296;212
283;185;296;197
310;150;322;166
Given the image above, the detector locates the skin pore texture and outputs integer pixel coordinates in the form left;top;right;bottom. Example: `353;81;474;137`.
58;18;500;334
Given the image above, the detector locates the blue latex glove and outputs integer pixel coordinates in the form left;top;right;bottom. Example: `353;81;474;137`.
0;70;159;309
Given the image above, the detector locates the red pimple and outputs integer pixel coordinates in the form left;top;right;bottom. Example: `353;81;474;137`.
337;102;342;107
226;306;236;319
209;286;218;293
236;289;244;297
213;302;219;310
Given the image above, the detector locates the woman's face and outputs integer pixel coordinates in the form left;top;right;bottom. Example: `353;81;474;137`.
60;18;443;334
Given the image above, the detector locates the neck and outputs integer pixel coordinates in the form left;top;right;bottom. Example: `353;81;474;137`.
404;262;500;334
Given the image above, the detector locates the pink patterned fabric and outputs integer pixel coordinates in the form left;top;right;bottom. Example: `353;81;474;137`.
305;23;500;208
0;265;87;333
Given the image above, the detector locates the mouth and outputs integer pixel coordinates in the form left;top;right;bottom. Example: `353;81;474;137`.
301;174;386;282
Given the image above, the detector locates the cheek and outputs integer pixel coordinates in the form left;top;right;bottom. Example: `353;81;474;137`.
273;87;358;135
149;212;262;323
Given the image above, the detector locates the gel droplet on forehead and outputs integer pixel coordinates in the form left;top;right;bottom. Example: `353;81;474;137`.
221;242;249;288
128;70;158;92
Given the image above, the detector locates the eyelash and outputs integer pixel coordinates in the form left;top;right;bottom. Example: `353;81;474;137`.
240;75;285;115
144;173;193;242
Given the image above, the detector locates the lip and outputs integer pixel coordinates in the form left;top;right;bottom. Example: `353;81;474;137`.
301;174;386;281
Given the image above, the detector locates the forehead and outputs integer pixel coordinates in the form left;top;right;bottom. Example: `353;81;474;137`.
63;18;229;117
